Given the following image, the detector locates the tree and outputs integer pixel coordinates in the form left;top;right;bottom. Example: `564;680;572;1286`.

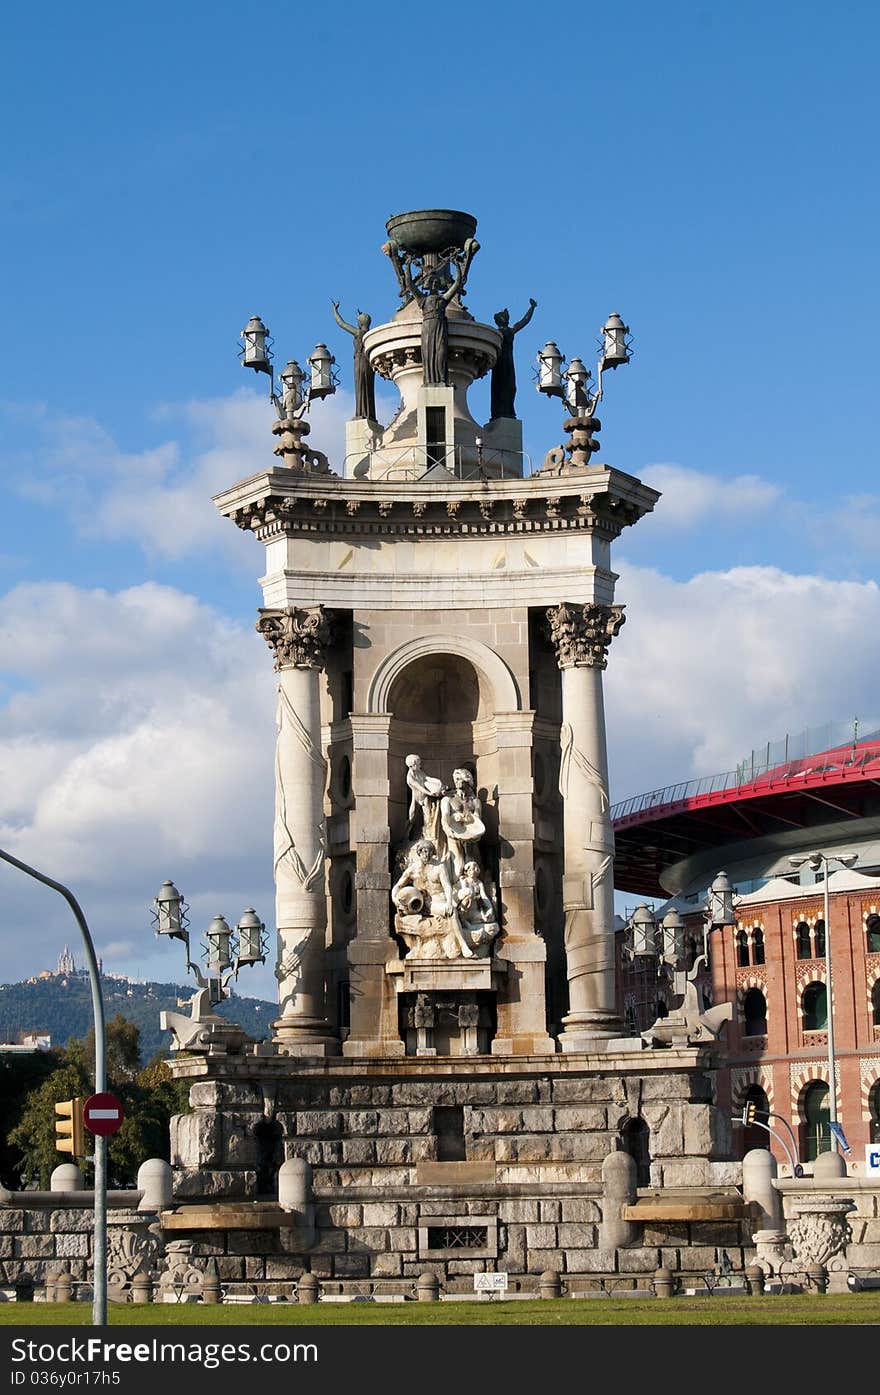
6;1026;189;1188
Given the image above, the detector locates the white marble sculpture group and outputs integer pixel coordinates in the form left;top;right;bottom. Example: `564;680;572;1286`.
391;756;500;961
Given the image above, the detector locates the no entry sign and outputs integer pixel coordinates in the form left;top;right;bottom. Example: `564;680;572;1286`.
83;1091;124;1137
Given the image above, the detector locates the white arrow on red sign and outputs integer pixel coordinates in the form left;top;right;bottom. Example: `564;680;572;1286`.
83;1091;125;1137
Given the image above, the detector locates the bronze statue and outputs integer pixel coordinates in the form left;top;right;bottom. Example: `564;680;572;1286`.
416;264;462;386
331;302;376;422
490;299;537;420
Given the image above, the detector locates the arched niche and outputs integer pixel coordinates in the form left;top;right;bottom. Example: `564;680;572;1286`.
369;636;520;872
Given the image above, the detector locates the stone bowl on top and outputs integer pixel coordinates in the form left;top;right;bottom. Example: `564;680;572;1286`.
385;209;477;255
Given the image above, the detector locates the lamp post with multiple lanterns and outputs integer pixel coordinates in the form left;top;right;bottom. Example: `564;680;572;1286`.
152;880;267;1006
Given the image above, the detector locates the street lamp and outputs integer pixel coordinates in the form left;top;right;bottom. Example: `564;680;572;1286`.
239;315;338;419
0;847;107;1327
536;313;632;417
151;881;268;1007
625;870;736;1047
535;313;633;470
789;849;858;1155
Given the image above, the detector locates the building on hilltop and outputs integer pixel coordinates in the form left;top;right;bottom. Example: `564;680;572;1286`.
56;945;75;976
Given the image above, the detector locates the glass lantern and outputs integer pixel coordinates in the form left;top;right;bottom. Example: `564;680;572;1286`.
707;870;735;927
536;341;565;397
661;908;686;964
600;312;631;369
235;908;266;966
564;356;593;414
240;316;272;374
630;904;657;957
308;343;336;400
153;881;188;941
204;915;233;972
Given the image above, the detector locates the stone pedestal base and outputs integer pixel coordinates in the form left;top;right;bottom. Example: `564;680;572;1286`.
557;1010;625;1053
272;1017;339;1058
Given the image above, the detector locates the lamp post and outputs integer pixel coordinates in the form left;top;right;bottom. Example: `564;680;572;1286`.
535;314;632;469
625;870;736;1047
152;880;268;1006
789;850;858;1153
239;315;337;419
0;848;107;1327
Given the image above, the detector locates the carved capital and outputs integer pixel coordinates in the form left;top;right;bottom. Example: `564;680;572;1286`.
257;606;335;671
546;602;626;669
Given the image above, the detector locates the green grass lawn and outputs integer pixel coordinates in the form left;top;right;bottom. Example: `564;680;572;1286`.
2;1294;878;1325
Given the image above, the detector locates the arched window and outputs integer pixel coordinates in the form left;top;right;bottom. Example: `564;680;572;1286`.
867;914;880;953
736;930;750;967
813;919;826;958
741;1085;770;1154
742;987;767;1037
872;980;880;1027
801;1081;830;1162
620;1117;651;1188
802;982;828;1031
752;927;765;965
870;1083;880;1145
796;922;812;959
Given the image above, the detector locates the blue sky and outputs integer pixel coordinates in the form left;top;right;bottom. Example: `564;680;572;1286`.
1;2;879;989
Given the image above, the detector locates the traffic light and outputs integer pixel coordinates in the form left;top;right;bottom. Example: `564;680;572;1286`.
743;1100;758;1127
55;1098;85;1157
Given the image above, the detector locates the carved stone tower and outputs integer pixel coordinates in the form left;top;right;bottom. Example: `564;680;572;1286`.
215;209;658;1058
162;211;744;1289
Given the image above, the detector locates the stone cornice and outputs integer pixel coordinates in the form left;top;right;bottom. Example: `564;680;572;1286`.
214;466;660;544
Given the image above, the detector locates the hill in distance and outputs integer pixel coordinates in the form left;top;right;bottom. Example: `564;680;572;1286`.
0;972;274;1063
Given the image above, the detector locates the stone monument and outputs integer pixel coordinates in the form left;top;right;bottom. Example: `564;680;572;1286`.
160;208;745;1292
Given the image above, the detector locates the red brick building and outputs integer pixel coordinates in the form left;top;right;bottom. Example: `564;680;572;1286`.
613;731;880;1173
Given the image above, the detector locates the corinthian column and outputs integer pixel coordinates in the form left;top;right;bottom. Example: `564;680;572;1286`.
257;605;338;1055
547;601;625;1051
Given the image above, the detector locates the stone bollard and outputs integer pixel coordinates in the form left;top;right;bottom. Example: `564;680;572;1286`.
50;1163;84;1193
806;1263;828;1294
14;1275;35;1303
653;1266;675;1299
416;1272;440;1303
599;1151;639;1249
297;1273;319;1305
742;1149;784;1231
813;1150;847;1181
538;1270;563;1300
56;1270;73;1304
744;1263;765;1296
137;1158;174;1213
131;1275;153;1304
44;1269;58;1304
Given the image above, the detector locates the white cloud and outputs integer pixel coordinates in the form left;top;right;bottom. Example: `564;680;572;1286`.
639;462;782;530
606;563;880;801
0;580;277;992
7;385;398;563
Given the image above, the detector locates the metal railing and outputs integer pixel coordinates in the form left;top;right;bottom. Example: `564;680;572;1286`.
343;442;532;481
611;738;880;822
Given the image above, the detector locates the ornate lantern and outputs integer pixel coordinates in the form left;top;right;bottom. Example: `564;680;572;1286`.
235;908;266;966
564;357;593;414
600;312;631;369
204;915;233;972
707;869;735;927
661;908;686;964
152;881;188;941
279;359;306;413
240;316;273;375
308;343;336;400
630;904;657;957
536;341;565;397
